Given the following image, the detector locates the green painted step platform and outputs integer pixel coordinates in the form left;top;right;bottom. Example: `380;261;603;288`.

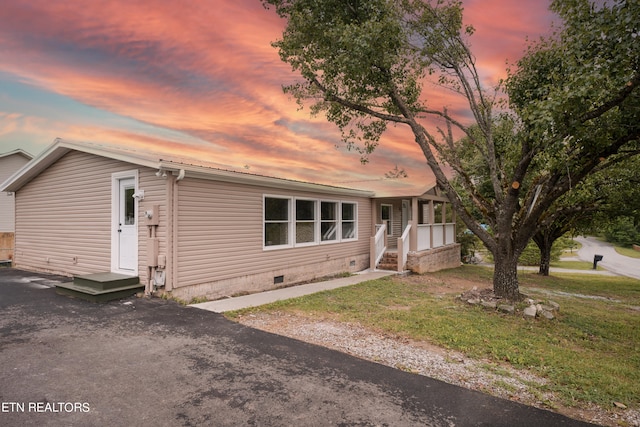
56;272;144;303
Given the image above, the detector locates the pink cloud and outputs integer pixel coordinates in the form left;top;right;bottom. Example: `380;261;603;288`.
0;0;555;187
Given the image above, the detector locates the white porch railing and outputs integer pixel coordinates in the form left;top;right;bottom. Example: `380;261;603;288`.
397;224;411;272
417;224;431;250
417;223;456;252
445;223;455;245
370;223;387;270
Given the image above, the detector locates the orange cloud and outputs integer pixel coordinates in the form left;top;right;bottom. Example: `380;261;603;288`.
0;0;554;188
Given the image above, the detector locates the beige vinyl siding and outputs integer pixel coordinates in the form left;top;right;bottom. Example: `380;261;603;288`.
14;151;167;279
175;177;371;288
0;154;31;232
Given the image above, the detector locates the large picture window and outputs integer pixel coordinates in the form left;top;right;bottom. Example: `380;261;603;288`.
264;195;358;250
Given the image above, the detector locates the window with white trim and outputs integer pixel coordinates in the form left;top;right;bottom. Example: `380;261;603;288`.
321;201;338;242
296;199;316;244
264;197;291;247
264;196;358;249
341;203;357;240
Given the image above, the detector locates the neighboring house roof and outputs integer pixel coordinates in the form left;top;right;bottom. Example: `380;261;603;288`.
1;138;375;197
0;149;33;161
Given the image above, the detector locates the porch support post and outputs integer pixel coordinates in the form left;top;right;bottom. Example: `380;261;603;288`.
442;202;447;244
452;205;457;243
428;200;435;249
370;200;378;270
371;199;377;235
370;236;376;270
410;197;418;252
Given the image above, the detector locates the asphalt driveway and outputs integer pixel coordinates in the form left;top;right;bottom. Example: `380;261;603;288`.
0;268;595;426
576;236;640;280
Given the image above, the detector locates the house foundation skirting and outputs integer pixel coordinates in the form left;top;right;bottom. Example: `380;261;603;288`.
407;244;461;274
169;254;370;302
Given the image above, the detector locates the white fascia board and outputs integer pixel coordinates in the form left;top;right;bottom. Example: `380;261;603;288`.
1;138;161;192
0;149;33;160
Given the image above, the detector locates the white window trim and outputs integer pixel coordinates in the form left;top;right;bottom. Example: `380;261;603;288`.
263;195;359;250
320;199;339;244
294;198;318;247
341;202;358;242
263;195;293;250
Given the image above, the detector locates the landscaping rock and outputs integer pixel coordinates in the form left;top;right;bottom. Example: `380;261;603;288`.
523;305;537;318
498;304;515;314
481;301;497;309
467;298;481;305
547;300;560;311
540;310;555;320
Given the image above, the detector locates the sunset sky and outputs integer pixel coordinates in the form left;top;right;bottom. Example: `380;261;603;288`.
0;0;556;189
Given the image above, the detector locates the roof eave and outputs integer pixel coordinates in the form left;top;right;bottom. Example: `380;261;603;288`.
159;160;375;198
1;139;160;192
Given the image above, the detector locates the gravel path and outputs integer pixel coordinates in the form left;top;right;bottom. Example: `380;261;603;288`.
236;311;639;427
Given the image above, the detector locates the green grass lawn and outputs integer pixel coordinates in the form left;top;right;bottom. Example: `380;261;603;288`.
615;245;640;259
228;266;640;412
550;260;601;270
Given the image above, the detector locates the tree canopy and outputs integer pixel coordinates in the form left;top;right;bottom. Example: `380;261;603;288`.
263;0;640;300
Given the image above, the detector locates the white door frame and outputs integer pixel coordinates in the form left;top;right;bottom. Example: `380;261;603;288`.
111;170;139;275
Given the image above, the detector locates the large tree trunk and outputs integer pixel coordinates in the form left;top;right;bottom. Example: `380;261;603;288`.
492;249;522;301
538;248;551;276
533;234;552;276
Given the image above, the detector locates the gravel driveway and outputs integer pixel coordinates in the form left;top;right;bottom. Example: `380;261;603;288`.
0;268;595;426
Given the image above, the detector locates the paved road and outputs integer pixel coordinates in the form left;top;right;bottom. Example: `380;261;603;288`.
0;269;596;426
576;236;640;280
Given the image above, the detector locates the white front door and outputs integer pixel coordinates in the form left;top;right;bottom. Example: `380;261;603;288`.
117;177;137;272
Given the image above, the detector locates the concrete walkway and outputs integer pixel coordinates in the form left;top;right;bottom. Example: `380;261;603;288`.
191;269;395;313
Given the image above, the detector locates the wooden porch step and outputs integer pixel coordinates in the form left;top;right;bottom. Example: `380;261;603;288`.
55;272;143;303
73;272;140;291
378;252;399;271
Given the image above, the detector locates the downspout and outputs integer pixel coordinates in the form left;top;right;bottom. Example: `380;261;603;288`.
170;169;184;294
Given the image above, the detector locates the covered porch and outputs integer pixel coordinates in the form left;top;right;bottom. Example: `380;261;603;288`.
370;186;460;273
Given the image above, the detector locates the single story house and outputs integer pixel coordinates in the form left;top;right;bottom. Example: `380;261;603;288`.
0;149;33;263
1;139;460;301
